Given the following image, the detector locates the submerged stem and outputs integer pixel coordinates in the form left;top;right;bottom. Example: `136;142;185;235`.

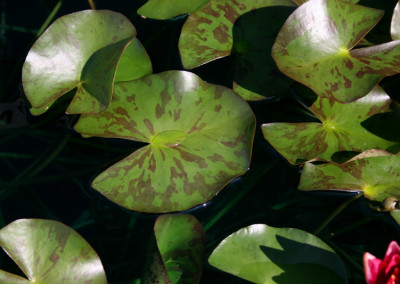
314;193;363;235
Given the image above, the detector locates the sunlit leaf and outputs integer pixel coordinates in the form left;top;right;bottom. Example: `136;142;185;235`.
143;214;205;284
23;10;136;115
137;0;210;20
298;150;400;204
0;219;107;283
209;224;347;284
272;0;400;103
262;86;400;164
74;71;255;213
391;1;400;40
179;0;296;100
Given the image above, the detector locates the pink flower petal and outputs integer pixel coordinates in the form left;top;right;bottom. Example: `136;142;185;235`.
364;252;382;284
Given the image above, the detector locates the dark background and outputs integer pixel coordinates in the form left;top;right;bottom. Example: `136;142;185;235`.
1;0;400;283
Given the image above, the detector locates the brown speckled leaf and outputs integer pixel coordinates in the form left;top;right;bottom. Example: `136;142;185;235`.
299;151;400;205
23;10;136;115
272;0;400;103
0;219;107;283
179;0;296;100
74;71;255;213
262;86;400;164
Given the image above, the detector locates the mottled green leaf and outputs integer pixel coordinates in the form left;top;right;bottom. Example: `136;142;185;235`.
114;38;153;82
137;0;210;20
272;0;400;103
262;86;400;164
148;214;205;283
179;0;296;100
391;1;400;40
299;151;400;204
293;0;359;4
74;71;255;213
0;219;107;283
23;10;136;115
209;224;347;283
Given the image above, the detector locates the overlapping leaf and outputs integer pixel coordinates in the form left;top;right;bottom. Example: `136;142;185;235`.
272;0;400;103
137;0;210;20
262;86;400;164
209;224;347;283
298;150;400;204
391;1;400;40
179;0;296;100
74;71;255;213
22;10;138;115
143;214;205;283
0;219;107;283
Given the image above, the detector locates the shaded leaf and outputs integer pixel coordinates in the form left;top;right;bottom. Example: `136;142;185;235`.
137;0;210;20
0;219;107;283
153;214;205;283
74;71;255;213
272;0;400;103
262;86;400;164
179;0;296;100
23;10;136;115
391;1;400;40
298;150;400;204
209;224;347;283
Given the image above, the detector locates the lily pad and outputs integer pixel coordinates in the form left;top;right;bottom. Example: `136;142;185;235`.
179;0;296;100
137;0;210;20
143;214;205;283
23;10;136;115
208;224;347;284
0;219;107;283
298;150;400;204
74;70;255;213
391;1;400;40
272;0;400;103
261;86;400;164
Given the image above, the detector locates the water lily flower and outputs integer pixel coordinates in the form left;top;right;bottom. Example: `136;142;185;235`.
363;241;400;284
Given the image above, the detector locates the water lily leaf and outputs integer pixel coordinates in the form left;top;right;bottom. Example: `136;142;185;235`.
391;1;400;40
390;210;400;226
298;151;400;204
179;0;296;100
0;219;107;283
144;214;205;283
137;0;210;20
114;38;153;82
209;224;347;284
262;86;400;164
23;10;136;115
74;71;255;213
293;0;358;4
272;0;400;103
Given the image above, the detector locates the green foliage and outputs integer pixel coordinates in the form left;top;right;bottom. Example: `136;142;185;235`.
0;219;107;283
75;71;255;213
3;0;400;282
22;10;138;115
143;214;205;283
137;0;210;20
209;224;347;283
299;150;400;205
262;86;400;164
272;0;400;103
